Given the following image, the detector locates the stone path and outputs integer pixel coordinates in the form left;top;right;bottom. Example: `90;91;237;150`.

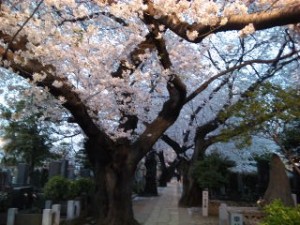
133;180;218;225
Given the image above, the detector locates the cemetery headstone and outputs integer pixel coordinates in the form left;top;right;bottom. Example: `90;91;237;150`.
263;154;294;206
48;162;62;178
80;168;91;178
31;169;42;189
45;200;52;209
67;165;75;180
60;160;68;178
16;163;29;186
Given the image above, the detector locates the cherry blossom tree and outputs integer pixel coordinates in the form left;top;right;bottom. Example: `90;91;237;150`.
1;1;300;224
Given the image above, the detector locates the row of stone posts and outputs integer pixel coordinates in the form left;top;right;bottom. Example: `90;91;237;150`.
7;204;60;225
6;200;81;225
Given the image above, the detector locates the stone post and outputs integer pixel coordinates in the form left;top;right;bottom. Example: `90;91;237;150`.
42;209;52;225
67;200;75;220
6;208;18;225
219;203;228;225
52;204;61;225
202;190;209;217
74;200;81;218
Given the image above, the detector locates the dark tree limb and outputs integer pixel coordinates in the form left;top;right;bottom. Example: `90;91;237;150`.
145;1;300;43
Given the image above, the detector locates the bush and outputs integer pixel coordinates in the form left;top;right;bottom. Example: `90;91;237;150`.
44;176;95;201
192;152;235;191
69;178;95;199
43;176;71;201
260;199;300;225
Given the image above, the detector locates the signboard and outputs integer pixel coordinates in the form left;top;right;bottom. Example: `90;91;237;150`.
230;213;243;225
202;190;208;217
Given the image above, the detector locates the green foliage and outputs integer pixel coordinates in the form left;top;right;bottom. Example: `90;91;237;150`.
0;97;59;168
44;176;71;201
192;152;235;191
279;119;300;158
260;199;300;225
217;83;300;148
44;176;95;201
68;178;95;199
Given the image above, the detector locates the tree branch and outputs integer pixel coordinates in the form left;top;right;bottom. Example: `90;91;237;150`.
145;2;300;43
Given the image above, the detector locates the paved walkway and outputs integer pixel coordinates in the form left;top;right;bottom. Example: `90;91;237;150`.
133;180;218;225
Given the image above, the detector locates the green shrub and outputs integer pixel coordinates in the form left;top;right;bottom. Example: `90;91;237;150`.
260;199;300;225
43;176;71;201
192;152;235;191
68;178;95;199
44;176;95;201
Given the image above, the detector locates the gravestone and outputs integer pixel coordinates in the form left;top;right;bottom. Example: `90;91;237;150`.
0;170;8;191
263;154;294;206
31;169;42;189
16;163;29;186
79;168;91;178
60;160;68;178
48;162;62;178
202;190;209;217
67;165;75;180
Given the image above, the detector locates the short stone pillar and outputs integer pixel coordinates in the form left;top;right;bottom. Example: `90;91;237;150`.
74;200;81;218
219;203;228;225
202;190;209;217
52;204;61;225
67;200;75;220
45;200;52;209
6;208;18;225
42;209;52;225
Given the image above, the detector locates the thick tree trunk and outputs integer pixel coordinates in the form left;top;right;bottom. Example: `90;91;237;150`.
100;166;139;225
179;125;213;207
85;138;139;225
178;159;203;207
179;179;202;207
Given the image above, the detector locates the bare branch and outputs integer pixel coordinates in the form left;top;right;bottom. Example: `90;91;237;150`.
58;11;128;26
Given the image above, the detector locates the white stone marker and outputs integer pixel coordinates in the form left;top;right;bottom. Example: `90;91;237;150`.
219;203;228;225
74;200;81;218
7;208;18;225
230;213;243;225
67;200;75;220
42;209;53;225
202;190;209;217
52;204;61;225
